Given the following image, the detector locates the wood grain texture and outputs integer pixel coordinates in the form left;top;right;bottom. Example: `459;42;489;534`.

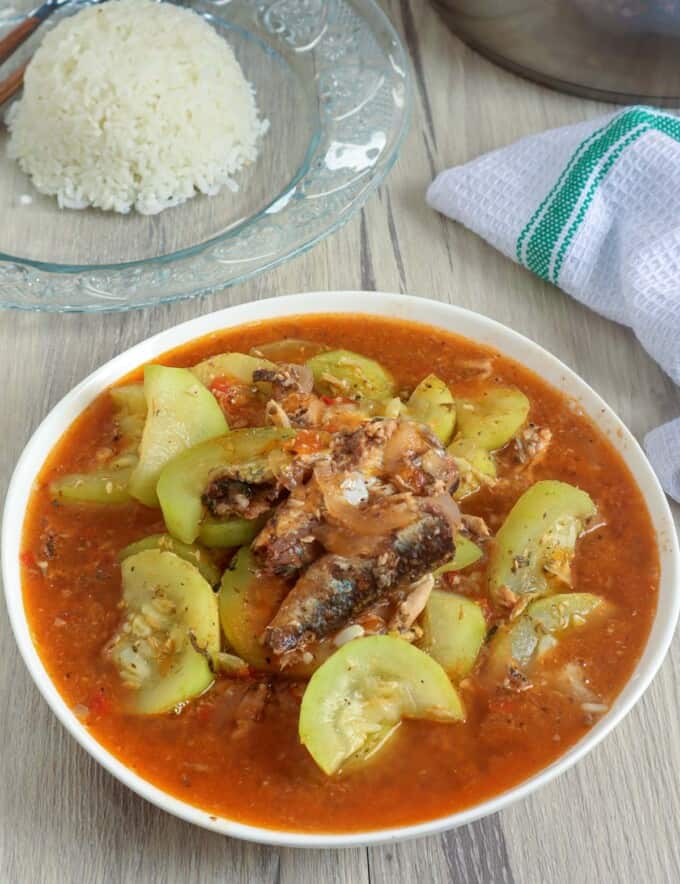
1;1;679;881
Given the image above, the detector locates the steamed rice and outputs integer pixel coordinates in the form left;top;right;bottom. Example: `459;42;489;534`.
6;0;268;215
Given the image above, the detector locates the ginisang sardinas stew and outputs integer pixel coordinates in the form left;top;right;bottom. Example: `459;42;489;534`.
21;315;658;832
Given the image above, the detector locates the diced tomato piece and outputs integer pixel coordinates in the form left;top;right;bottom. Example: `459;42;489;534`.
287;429;328;454
196;703;214;723
210;377;236;395
488;695;517;715
20;550;37;569
88;689;111;716
321;395;354;405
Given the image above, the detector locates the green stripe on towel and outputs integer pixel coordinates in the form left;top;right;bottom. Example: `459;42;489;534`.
517;107;680;285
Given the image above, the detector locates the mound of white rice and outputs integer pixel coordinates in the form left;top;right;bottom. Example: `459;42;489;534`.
7;0;268;215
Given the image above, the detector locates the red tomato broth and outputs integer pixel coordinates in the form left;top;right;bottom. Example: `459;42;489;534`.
20;314;659;833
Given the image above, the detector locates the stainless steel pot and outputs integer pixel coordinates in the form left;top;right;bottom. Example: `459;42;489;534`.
432;0;680;104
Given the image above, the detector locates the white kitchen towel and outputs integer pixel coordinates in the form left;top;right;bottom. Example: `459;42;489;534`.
427;106;680;503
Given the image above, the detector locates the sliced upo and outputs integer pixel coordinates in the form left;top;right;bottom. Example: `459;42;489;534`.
455;386;530;451
420;591;487;679
249;338;329;363
110;383;147;415
488;592;607;676
489;480;597;603
48;383;149;504
299;635;464;775
448;437;497;500
191;352;276;387
435;534;483;575
198;514;268;549
157;427;294;544
50;468;133;504
218;547;288;671
108;550;219;714
110;383;147;454
117;533;221;588
306;349;396;400
128;365;228;507
407;374;456;444
447;385;529;499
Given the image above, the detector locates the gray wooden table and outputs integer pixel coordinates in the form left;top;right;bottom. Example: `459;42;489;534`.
1;2;679;881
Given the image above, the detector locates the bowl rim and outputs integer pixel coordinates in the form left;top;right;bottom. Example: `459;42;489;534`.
3;290;679;848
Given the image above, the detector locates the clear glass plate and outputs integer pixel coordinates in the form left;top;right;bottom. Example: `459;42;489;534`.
0;0;411;311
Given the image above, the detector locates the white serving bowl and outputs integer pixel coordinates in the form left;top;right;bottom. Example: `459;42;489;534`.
3;292;679;847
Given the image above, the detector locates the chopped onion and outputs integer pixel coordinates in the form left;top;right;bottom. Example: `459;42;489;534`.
334;624;365;647
389;574;434;630
213;652;249;677
557;662;597;702
292;364;315;395
421;448;451;480
536;634;558;657
314;465;417;535
581;702;608;714
383;422;425;475
428;493;461;535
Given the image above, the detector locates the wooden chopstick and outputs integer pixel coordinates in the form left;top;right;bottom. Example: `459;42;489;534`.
0;2;111;107
0;13;42;107
0;61;27;106
0;5;60;106
0;15;42;66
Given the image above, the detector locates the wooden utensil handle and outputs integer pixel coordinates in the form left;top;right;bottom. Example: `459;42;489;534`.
0;16;41;66
0;62;27;106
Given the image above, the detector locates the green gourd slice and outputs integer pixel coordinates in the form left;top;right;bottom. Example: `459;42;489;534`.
489;480;597;602
448;437;497;500
455;386;530;451
407;374;456;444
110;383;147;416
117;533;221;588
298;635;464;775
108;550;219;714
249;339;329;363
49;383;149;504
435;534;483;575
191;352;276;387
419;590;487;679
128;366;228;508
157;427;294;544
488;592;606;674
306;349;396;400
110;383;147;454
50;468;133;504
198;514;268;549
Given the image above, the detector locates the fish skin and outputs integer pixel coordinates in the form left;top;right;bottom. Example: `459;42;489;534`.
265;556;376;655
251;482;322;578
253;363;314;397
263;506;455;655
252;418;459;578
202;478;282;519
